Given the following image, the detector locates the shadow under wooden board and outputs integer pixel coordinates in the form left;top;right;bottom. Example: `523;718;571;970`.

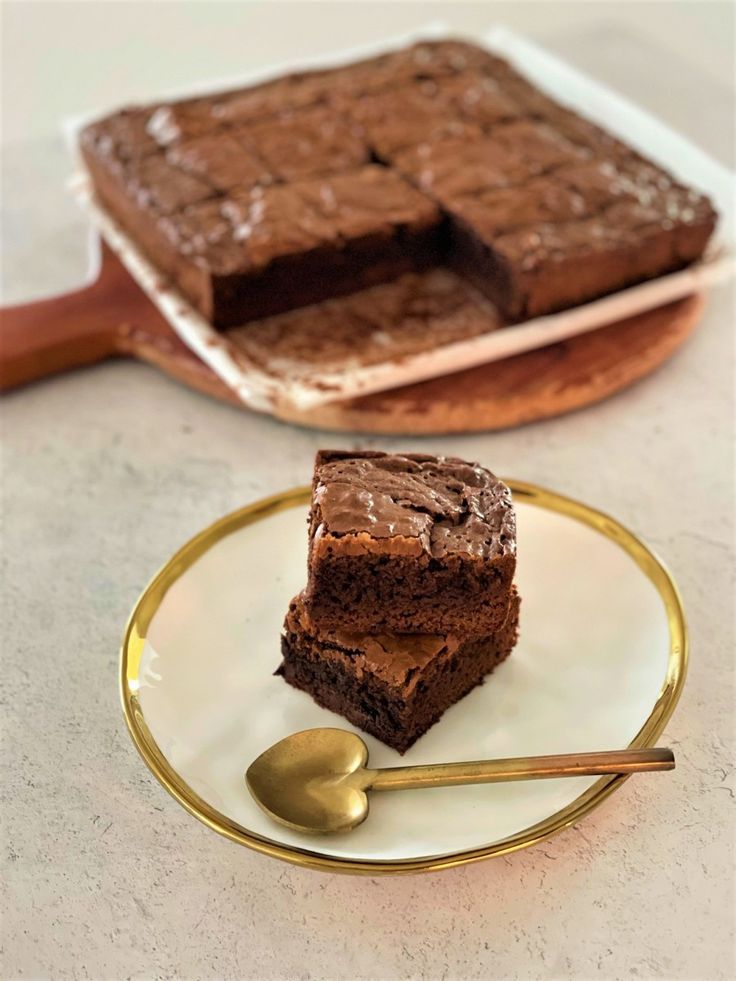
0;243;703;435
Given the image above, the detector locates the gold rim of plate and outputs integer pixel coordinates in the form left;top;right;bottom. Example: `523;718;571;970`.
120;480;688;876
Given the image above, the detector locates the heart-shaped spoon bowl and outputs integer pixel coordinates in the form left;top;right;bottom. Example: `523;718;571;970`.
246;728;372;834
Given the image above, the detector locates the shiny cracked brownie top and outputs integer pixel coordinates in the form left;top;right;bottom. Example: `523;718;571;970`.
311;450;516;560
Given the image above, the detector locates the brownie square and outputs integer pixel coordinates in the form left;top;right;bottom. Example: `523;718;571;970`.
113;154;217;215
211;166;440;323
80;107;160;162
531;105;635;162
427;72;526;129
322;39;516;102
241;105;370;181
383;39;519;82
347;81;483;159
279;589;520;754
304;450;516;635
146;98;224;146
146;86;326;147
165;133;272;193
484;120;588;168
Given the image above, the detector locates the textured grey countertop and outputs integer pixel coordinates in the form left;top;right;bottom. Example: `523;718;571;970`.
2;4;734;979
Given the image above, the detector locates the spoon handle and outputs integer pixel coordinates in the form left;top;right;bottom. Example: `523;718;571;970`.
369;747;674;792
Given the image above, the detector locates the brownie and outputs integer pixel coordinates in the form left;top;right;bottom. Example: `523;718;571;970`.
81;155;441;325
440;73;525;128
346;79;484;160
279;588;520;754
532;105;636;162
443;157;717;319
145;98;225;146
80;107;160;162
304;450;516;635
240;105;370;181
81;36;717;329
165;133;272;193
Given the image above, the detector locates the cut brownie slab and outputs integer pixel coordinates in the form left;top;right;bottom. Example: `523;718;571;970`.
304;450;516;635
279;589;520;754
81;37;718;331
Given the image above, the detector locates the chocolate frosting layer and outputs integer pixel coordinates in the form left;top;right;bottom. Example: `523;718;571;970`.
313;450;515;560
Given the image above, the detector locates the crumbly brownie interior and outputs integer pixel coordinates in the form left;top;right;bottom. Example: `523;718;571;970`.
279;589;520;753
305;450;516;635
81;39;717;328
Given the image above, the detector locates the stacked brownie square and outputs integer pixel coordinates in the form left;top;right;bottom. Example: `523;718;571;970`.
277;450;520;753
80;39;717;332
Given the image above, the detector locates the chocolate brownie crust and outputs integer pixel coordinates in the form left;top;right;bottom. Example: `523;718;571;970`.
279;589;520;753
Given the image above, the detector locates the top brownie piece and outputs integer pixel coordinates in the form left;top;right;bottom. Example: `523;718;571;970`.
304;450;516;635
81;37;717;328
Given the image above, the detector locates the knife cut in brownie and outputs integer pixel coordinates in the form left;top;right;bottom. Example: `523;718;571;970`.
80;37;717;329
278;588;520;754
304;450;516;636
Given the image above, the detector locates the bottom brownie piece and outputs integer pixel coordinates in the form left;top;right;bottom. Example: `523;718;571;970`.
277;588;520;754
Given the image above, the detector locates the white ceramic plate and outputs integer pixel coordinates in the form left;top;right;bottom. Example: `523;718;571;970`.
121;481;686;874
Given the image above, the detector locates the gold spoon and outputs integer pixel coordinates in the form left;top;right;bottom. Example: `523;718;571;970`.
245;728;675;835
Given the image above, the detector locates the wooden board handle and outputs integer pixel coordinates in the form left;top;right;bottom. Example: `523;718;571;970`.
0;241;182;392
0;275;123;390
0;240;239;400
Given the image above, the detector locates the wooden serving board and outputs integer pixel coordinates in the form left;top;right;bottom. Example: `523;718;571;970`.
0;243;703;435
